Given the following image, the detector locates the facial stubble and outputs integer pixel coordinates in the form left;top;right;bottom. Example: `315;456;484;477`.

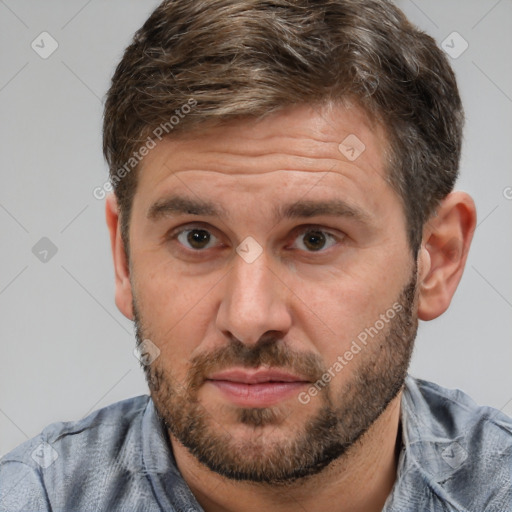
133;267;418;484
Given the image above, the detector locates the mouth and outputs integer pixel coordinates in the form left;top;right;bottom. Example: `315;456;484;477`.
205;368;310;407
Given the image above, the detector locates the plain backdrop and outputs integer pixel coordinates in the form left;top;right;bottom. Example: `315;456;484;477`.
0;0;511;457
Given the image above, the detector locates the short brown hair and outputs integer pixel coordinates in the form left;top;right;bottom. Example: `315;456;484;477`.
103;0;463;257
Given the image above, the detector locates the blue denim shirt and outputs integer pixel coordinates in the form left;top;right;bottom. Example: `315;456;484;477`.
1;376;511;511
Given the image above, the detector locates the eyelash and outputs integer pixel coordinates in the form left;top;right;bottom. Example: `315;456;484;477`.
166;223;343;255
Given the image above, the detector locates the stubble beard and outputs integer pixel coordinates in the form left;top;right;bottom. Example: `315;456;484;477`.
133;269;418;484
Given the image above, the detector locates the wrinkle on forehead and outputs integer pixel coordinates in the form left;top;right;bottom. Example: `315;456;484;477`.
131;103;397;238
138;103;389;184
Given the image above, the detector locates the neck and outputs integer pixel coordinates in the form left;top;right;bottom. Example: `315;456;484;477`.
170;393;402;512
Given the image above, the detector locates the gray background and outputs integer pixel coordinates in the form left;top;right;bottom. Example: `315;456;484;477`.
0;0;511;457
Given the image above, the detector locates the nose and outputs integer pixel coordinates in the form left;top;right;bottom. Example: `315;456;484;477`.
216;248;292;346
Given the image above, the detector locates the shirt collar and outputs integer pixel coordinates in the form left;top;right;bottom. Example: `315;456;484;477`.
141;398;204;511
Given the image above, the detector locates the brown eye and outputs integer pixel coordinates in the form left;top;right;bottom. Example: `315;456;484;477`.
291;228;338;252
177;228;217;250
303;230;327;251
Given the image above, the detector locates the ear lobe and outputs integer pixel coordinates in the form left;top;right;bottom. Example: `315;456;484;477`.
417;191;476;321
105;194;134;320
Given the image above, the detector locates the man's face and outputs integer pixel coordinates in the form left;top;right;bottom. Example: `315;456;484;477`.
126;103;419;483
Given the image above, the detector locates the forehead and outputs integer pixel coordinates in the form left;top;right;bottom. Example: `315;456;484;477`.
134;103;394;217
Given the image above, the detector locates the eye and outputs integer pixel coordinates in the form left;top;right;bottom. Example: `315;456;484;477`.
167;224;342;255
175;227;220;251
290;227;340;252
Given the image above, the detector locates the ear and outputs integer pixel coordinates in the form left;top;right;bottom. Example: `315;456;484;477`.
417;191;477;321
105;194;134;320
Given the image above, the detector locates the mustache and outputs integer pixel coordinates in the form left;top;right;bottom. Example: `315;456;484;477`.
187;336;327;391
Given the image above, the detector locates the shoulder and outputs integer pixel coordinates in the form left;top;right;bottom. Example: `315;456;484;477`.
398;376;512;510
0;395;151;511
407;376;512;437
2;394;151;463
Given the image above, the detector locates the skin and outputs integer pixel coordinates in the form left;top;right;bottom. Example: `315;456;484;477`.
106;103;476;512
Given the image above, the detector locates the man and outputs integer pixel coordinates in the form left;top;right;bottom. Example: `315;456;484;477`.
1;0;511;511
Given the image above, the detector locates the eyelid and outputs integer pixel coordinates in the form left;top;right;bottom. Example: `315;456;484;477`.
287;224;342;251
166;222;222;245
291;224;342;237
168;222;213;237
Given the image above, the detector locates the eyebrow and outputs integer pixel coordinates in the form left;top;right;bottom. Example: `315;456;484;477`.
276;199;370;224
147;195;227;220
147;195;371;224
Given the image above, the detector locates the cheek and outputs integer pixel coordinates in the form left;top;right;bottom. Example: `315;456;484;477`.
293;260;407;360
133;264;219;362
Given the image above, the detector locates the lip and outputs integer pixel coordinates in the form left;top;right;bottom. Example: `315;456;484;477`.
206;368;310;407
207;368;309;384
